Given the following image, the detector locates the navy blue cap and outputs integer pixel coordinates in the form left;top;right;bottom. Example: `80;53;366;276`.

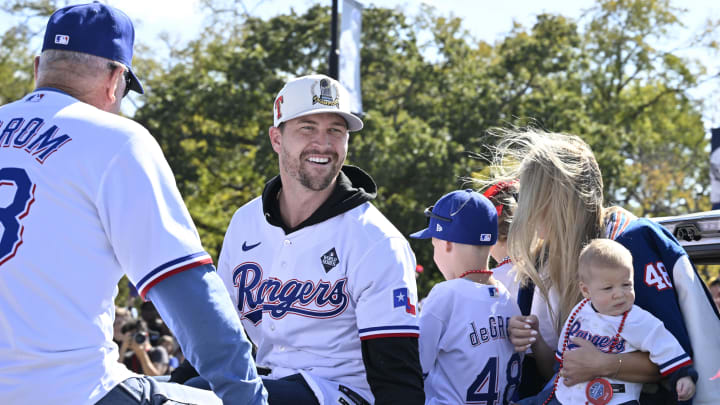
42;2;144;94
410;189;498;245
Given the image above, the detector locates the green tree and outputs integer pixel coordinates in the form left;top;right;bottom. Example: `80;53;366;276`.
2;0;716;295
576;0;710;216
0;0;61;103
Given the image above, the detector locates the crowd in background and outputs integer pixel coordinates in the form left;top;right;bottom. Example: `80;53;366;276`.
113;301;183;376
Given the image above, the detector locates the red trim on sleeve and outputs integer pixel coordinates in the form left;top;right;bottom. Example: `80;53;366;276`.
660;359;694;377
360;333;420;340
139;258;213;300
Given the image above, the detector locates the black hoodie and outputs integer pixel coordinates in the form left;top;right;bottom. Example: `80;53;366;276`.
261;165;377;234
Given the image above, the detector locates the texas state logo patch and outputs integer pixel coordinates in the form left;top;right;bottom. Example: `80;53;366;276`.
393;287;416;315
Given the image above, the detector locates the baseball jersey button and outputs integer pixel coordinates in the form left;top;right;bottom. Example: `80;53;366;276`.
283;239;291;246
270;324;275;331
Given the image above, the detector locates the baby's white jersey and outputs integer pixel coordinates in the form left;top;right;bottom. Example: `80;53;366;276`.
419;278;523;405
0;89;211;405
218;197;419;403
555;301;693;404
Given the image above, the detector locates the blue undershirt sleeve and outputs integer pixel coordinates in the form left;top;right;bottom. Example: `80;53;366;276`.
146;263;268;404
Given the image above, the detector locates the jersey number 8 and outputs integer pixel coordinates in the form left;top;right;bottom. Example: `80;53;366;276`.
0;167;35;266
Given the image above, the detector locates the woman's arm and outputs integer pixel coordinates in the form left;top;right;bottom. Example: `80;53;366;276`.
508;315;555;380
561;337;660;385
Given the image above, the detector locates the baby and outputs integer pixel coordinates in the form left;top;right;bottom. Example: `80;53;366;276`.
549;239;697;404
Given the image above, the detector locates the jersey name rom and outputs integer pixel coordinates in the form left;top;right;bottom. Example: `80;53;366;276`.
0;117;72;163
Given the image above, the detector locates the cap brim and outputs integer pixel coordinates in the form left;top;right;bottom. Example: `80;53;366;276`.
282;109;363;132
409;228;432;239
127;68;144;94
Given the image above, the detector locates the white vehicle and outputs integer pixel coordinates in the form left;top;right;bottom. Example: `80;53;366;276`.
653;210;720;265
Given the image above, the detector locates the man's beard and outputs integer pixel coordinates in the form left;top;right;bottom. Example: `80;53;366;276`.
283;148;342;191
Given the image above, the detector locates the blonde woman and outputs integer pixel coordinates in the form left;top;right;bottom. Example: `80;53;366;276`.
488;130;719;404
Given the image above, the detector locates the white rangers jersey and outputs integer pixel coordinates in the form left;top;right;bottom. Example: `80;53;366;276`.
218;196;419;403
419;279;523;405
555;301;693;404
0;89;211;404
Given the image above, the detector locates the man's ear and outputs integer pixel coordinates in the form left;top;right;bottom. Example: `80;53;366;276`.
269;126;282;154
33;56;41;85
105;65;124;104
445;240;453;253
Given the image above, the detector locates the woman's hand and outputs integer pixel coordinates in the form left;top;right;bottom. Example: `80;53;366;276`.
508;315;540;352
508;314;556;379
561;337;614;386
563;337;660;385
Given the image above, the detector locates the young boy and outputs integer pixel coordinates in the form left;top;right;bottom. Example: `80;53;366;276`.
411;189;523;404
546;239;697;404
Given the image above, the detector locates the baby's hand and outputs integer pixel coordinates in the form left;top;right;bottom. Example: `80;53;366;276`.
676;376;695;401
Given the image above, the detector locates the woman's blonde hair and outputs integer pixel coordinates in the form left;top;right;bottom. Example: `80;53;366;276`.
489;129;605;334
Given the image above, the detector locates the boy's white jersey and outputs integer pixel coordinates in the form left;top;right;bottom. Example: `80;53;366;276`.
419;278;523;405
555;301;693;404
0;89;211;405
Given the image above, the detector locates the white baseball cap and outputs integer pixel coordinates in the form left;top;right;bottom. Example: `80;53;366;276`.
273;74;363;132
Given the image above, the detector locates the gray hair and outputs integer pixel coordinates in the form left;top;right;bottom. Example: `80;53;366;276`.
37;49;123;87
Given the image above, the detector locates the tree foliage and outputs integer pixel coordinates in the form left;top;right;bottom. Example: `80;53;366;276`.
1;0;717;294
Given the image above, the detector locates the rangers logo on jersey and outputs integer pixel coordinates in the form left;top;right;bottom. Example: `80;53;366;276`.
567;319;627;352
233;262;349;325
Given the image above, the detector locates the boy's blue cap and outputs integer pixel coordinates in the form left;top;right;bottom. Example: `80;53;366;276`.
410;189;498;245
42;2;144;94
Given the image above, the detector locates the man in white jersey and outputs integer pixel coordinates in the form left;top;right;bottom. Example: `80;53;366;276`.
210;74;423;404
0;3;266;404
